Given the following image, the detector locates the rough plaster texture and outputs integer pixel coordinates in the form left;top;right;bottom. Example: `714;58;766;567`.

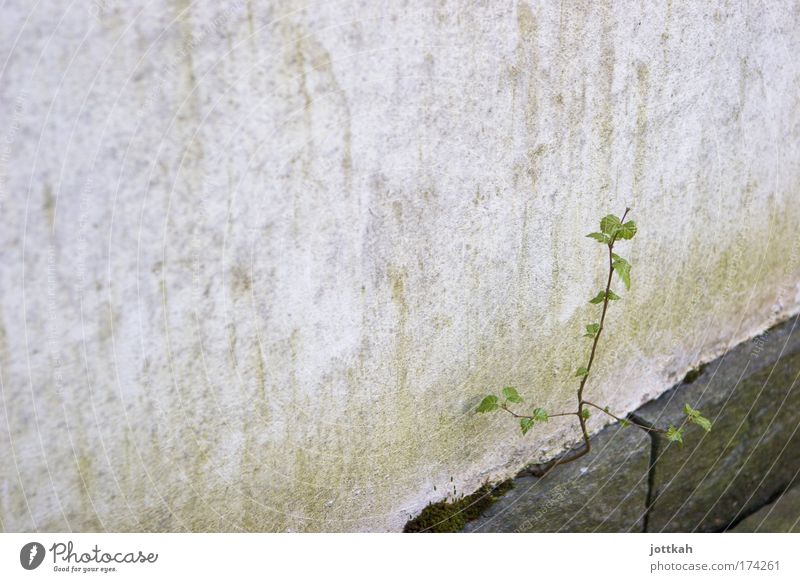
1;1;799;532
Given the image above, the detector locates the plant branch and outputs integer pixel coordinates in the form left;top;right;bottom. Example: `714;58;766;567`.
567;210;631;458
479;208;712;481
529;208;632;476
576;208;630;404
582;401;665;433
499;404;577;420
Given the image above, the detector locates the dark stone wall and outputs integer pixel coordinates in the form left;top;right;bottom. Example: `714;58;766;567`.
463;315;800;533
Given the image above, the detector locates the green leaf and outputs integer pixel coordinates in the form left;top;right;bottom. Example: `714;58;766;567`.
691;415;712;432
502;386;523;404
620;418;631;428
590;290;620;303
574;366;589;377
589;291;606;304
612;255;632;290
684;404;712;432
600;214;622;236
476;395;499;413
584;323;600;338
666;426;684;446
580;408;591;420
616;220;637;240
532;408;549;422
683;403;700;418
586;232;610;244
520;417;534;435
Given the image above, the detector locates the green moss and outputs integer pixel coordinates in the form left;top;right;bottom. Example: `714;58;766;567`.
682;363;707;385
403;480;513;533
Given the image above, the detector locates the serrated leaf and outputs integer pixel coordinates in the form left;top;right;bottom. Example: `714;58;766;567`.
683;403;701;418
691;415;712;432
586;232;610;244
574;366;589;377
589;291;606;304
502;386;523;404
532;408;549;422
476;395;499;413
584;323;600;338
684;405;712;432
600;214;622;236
612;255;632;290
606;290;621;301
616;220;637;240
580;408;591;420
520;417;534;435
666;426;684;446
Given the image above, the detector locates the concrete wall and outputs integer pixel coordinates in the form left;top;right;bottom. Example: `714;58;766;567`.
1;0;799;532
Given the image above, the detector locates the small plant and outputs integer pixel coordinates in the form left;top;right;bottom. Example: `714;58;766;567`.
476;209;712;474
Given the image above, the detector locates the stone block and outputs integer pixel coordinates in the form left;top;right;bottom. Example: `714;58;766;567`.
732;486;800;533
465;421;650;532
636;317;800;532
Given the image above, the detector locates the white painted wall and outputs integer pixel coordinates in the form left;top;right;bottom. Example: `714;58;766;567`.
1;0;799;532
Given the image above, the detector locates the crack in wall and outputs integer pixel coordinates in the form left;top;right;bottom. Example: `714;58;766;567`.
719;480;799;533
627;411;795;534
628;413;660;533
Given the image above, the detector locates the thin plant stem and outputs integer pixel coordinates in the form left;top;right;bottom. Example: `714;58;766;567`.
531;208;630;475
479;207;711;481
582;401;666;434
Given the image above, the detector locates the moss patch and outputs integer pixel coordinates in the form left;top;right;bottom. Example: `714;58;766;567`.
681;363;707;385
403;480;513;533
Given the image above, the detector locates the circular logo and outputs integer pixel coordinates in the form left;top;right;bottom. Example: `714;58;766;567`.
20;542;45;570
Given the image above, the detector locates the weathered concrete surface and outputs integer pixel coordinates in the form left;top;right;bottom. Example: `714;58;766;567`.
637;316;800;532
464;421;650;532
1;1;800;531
731;485;800;533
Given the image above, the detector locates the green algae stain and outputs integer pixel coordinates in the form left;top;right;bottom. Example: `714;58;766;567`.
230;264;253;296
595;12;616;193
43;184;55;228
105;216;800;534
609;202;800;374
63;191;800;534
253;341;271;420
74;453;104;531
390;267;410;392
632;63;650;201
516;1;539;134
